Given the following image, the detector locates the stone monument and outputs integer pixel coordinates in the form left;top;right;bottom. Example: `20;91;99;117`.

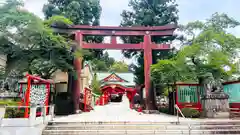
201;73;229;118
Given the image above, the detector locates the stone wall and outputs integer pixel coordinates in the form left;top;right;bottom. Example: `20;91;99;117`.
0;54;6;69
52;65;93;94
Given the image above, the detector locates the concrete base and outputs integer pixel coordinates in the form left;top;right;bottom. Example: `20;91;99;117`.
142;110;160;114
212;112;229;118
75;110;82;114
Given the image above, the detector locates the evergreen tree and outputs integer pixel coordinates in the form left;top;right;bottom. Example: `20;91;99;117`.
120;0;179;84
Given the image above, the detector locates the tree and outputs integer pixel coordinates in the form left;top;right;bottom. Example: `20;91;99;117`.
0;0;76;80
151;13;240;88
43;0;101;26
43;0;104;59
120;0;179;84
91;52;115;72
109;61;129;73
91;73;101;95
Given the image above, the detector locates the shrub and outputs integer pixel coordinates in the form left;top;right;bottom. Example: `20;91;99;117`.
159;107;169;114
4;108;25;118
0;99;24;118
181;108;200;118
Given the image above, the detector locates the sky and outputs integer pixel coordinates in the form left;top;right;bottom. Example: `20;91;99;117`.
23;0;240;64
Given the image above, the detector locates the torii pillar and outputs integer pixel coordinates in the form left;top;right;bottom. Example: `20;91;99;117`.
72;25;176;112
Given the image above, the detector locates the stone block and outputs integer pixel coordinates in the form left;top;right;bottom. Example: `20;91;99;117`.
201;92;230;118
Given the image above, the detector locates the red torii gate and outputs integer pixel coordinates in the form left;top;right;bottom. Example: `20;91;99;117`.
73;24;176;111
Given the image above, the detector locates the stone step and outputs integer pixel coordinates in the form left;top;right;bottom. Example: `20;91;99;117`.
48;121;240;125
43;121;240;135
45;124;240;130
42;129;240;135
230;112;240;118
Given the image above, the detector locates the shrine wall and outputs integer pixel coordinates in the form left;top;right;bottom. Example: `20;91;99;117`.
176;81;240;111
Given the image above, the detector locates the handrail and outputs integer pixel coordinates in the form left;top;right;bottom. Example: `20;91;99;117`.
174;104;191;135
174;104;185;119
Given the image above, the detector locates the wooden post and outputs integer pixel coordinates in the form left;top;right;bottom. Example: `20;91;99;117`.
84;88;87;112
143;34;154;110
73;32;83;113
73;57;82;113
45;83;50;115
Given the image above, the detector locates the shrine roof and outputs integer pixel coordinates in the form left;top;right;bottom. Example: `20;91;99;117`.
100;82;135;88
96;72;135;86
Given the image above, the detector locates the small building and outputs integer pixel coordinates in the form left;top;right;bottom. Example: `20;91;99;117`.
52;61;94;94
96;72;135;101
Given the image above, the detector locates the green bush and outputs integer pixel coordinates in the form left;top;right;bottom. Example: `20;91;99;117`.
4;108;25;118
0;99;25;118
181;108;200;118
159;107;169;114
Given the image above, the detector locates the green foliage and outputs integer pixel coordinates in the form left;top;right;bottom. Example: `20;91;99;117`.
43;0;104;60
4;108;25;118
151;13;240;86
44;15;73;26
181;108;200;118
0;99;24;118
109;61;129;73
91;73;101;95
43;0;118;71
43;0;101;26
91;52;115;72
120;0;178;84
0;0;76;79
0;99;19;106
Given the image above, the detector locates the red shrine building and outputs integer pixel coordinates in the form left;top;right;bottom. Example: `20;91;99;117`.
96;72;136;102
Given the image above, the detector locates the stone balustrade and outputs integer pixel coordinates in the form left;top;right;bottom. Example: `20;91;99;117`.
0;105;55;135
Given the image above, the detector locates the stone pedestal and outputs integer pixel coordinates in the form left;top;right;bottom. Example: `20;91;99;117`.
142;110;160;114
201;92;230;118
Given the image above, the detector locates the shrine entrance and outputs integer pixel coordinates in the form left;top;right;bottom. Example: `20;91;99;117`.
60;24;176;112
102;84;125;102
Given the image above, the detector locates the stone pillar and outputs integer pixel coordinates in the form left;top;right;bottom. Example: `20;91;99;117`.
201;92;230;118
42;106;46;124
29;106;37;126
49;105;55;121
0;105;6;126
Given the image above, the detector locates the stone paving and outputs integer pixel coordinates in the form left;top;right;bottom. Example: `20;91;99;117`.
54;95;189;122
53;95;240;123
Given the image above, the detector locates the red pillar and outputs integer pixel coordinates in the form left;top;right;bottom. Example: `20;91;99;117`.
73;32;83;113
143;34;154;110
84;88;87;112
45;83;50;115
24;76;31;118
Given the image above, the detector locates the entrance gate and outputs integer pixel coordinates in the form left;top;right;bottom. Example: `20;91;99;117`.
72;25;176;112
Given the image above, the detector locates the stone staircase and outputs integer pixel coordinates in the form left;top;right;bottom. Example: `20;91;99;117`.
42;121;240;135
